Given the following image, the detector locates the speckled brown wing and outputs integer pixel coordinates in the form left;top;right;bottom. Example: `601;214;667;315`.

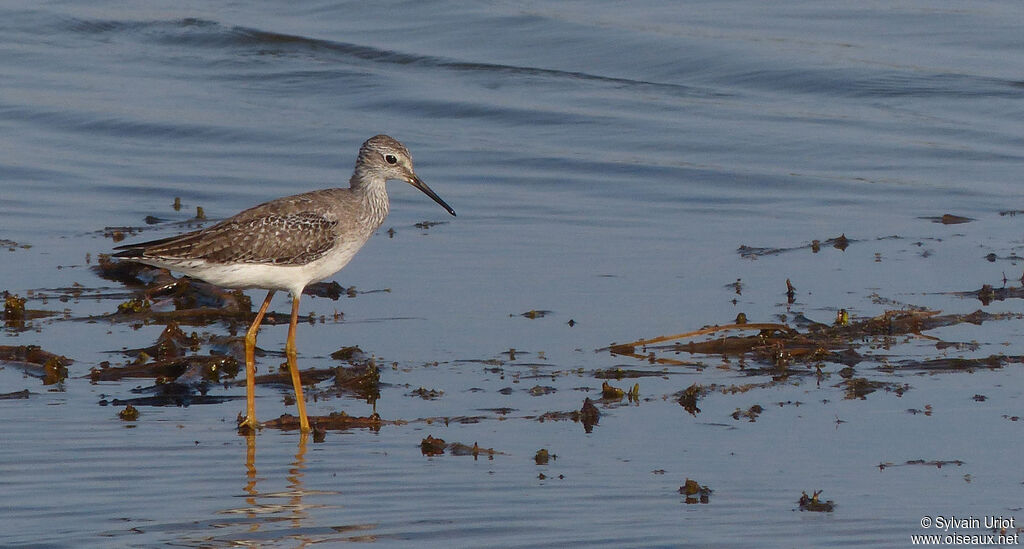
121;212;340;266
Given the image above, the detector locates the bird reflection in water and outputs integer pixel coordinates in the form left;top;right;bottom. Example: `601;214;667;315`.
211;433;378;545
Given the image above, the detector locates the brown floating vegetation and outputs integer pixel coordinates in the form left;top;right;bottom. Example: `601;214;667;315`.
593;367;676;379
579;397;600;432
840;378;907;400
877;459;965;470
119;404;140;421
330;345;365;361
304;281;363;300
116;298;150;314
327;362;381;403
137;322;201;360
534;397;601;433
604;322;797;355
604;308;1020;378
919;214;973;224
601;381;625;400
421;434;446;456
596;297;1024;422
731;404;764;422
798;490;835;512
677;384;705;416
421;415;489;426
738;233;857;259
245;361;382;404
263;411;399;432
962;283;1024;306
906;404;933;416
4;293;26;321
0;239;32;251
600;381;640;402
408;387;443;400
679;478;712;504
449;442;499;457
43;356;69;385
89;355;238;382
983;252;1024;263
0;345;73;384
419;435;501;459
528;385;556;396
2;292;59;330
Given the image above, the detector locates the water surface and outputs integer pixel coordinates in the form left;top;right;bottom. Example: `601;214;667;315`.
2;1;1023;547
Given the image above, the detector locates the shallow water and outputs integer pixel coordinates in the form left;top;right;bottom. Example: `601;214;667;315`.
2;1;1023;547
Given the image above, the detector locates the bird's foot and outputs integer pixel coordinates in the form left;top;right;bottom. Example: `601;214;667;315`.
237;412;261;435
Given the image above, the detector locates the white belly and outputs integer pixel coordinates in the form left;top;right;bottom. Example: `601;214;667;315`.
140;238;368;296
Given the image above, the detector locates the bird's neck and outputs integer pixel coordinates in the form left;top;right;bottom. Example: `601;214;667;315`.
350;171;390;226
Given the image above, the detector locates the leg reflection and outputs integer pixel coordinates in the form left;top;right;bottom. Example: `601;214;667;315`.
288;432;309;527
217;432;379;545
244;433;260;532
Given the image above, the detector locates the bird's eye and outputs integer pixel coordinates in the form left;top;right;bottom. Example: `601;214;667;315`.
384;154;398;165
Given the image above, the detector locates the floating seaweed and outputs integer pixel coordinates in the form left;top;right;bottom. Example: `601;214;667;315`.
579;397;600;433
263;411;398;432
676;383;705;416
679;478;712;504
0;345;73;384
330;345;365;362
0;239;32;251
601;381;625;400
118;405;140;421
421;434;446;456
918;214;973;224
737;233;859;259
531;397;600;433
408;387;443;400
89;355;238;383
2;292;60;330
593;367;673;379
304;281;362;300
419;435;502;459
603;308;1019;403
957;284;1024;306
731;404;764;422
877;459;964;470
839;378;908;400
798;490;835;512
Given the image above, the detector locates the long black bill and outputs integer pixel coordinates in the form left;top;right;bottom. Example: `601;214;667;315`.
410;176;456;216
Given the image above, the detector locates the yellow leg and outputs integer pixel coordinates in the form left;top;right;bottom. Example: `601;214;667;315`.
240;290;275;431
287;295;311;432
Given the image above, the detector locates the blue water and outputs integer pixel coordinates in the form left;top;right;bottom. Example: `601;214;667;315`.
2;1;1023;547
